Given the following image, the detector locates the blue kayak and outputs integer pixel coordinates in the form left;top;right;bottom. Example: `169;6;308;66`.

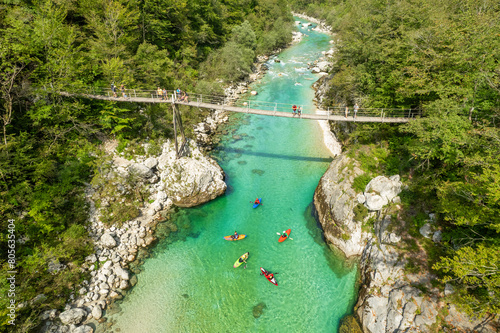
252;198;262;208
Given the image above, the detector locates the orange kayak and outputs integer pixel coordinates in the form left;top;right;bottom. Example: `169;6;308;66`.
278;229;291;242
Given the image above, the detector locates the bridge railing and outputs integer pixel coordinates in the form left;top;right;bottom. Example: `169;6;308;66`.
82;87;420;119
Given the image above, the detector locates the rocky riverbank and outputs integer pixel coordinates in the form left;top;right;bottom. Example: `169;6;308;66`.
313;154;497;332
39;136;228;333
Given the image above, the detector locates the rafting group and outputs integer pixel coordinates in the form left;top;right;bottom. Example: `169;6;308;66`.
223;198;291;286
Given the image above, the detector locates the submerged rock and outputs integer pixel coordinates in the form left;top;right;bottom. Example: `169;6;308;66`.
252;302;267;318
251;169;265;176
339;315;363;333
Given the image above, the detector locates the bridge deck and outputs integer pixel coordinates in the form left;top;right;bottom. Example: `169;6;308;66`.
81;94;410;123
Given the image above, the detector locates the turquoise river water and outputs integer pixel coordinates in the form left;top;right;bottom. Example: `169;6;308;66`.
109;19;358;333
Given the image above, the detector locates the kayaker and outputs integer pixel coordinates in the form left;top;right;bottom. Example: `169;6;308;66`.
268;273;274;279
233;231;239;240
254;198;260;205
282;231;288;238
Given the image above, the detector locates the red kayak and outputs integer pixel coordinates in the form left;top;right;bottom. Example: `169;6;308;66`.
260;267;278;286
279;229;291;243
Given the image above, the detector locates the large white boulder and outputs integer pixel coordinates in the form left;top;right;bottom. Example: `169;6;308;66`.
364;192;388;211
363;175;402;211
365;175;402;202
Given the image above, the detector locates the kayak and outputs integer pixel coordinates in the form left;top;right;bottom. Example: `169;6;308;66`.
252;198;262;208
278;229;291;243
260;267;278;286
223;234;247;241
234;252;249;268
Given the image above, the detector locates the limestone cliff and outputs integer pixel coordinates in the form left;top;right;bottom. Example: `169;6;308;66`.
314;153;496;333
313;154;369;258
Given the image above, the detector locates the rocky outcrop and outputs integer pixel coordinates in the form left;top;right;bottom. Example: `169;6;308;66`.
314;155;439;332
313;154;370;258
314;153;497;333
157;142;226;207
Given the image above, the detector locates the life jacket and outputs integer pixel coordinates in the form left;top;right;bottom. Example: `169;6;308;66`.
292;105;297;111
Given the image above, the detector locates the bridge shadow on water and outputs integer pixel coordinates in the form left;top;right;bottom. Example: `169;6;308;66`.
217;147;334;163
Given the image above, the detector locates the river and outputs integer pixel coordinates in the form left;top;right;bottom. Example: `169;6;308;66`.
108;18;358;333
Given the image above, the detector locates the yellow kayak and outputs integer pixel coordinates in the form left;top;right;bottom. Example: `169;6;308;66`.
223;234;247;241
233;252;249;268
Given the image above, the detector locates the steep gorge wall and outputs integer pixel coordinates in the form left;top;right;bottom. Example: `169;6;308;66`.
313;154;495;332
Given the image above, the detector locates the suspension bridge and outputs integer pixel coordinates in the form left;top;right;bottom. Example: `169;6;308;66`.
63;88;420;158
67;88;420;123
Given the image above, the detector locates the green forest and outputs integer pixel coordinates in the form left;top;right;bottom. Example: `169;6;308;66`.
291;0;500;321
1;0;499;331
0;0;294;330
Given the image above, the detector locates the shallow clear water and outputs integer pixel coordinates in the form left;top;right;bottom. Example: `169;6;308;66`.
109;20;358;333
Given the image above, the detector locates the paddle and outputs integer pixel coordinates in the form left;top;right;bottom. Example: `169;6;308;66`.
276;232;293;240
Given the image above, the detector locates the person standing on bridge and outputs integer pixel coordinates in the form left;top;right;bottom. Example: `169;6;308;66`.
162;88;167;101
298;106;302;117
181;90;189;103
157;87;162;99
292;104;297;116
120;84;127;98
111;83;117;98
344;105;349;118
354;103;359;119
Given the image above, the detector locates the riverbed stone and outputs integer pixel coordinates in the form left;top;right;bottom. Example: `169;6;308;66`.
114;267;130;280
71;325;93;333
92;304;102;320
100;233;116;249
119;280;129;290
59;308;86;325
